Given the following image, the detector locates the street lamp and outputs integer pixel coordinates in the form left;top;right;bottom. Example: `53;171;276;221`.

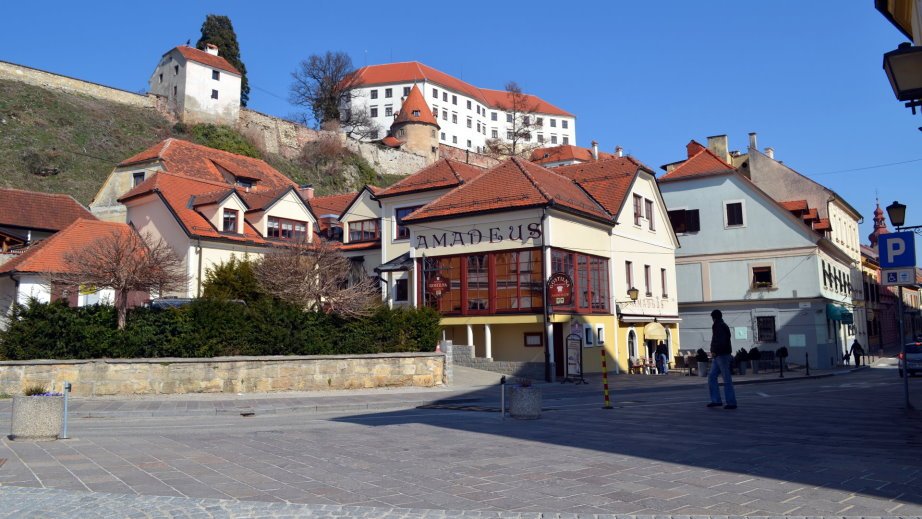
626;286;639;302
883;43;922;114
884;200;914;409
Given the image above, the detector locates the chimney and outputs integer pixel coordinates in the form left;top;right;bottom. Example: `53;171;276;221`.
748;132;758;150
686;140;705;158
615;146;623;158
300;184;314;200
765;146;775;159
205;44;219;56
706;134;729;163
591;140;599;160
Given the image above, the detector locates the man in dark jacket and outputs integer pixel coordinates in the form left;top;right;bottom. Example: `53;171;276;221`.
707;309;737;409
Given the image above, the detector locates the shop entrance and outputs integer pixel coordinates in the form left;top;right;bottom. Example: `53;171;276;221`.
553;323;565;378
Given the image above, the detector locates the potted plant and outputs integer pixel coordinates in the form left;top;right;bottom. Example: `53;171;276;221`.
10;384;65;441
695;348;709;377
749;347;761;374
735;348;750;375
508;378;542;419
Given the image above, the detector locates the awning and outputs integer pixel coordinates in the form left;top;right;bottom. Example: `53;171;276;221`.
643;321;668;341
374;252;414;273
826;303;852;322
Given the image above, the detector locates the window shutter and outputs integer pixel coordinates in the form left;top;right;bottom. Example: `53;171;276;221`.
668;210;686;233
687;209;700;232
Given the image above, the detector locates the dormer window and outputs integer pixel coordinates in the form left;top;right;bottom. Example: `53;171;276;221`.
412;110;420;117
235;178;253;189
222;209;238;233
132;172;145;187
268;216;307;242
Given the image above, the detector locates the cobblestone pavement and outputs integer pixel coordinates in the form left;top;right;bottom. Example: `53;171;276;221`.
1;363;920;518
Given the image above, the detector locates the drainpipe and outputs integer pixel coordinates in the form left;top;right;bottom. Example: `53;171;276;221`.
541;206;553;382
196;239;203;297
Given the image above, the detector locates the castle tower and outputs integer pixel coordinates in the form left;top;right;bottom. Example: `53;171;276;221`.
149;44;242;125
389;85;439;163
869;199;890;248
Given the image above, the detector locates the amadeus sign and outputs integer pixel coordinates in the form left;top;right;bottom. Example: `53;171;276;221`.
415;222;542;250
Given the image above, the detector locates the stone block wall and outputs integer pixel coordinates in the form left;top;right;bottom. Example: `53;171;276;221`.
346;140;428;177
0;60;156;109
438;144;501;169
237;109;327;159
451;344;544;380
0;353;445;397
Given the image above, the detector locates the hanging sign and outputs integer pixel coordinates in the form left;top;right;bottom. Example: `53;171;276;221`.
426;274;450;297
547;273;573;306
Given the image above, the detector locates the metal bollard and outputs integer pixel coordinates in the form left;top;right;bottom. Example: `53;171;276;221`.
805;353;810;376
500;376;506;420
600;349;613;409
60;381;72;439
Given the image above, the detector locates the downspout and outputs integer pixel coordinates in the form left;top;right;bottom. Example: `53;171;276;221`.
541;206;552;382
196;238;203;298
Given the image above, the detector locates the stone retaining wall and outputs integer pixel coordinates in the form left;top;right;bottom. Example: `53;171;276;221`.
0;60;157;109
0;353;445;397
451;344;544;380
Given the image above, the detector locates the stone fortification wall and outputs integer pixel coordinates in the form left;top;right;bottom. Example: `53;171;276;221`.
237;108;327;159
346;140;428;177
438;144;501;169
0;60;158;110
0;353;445;397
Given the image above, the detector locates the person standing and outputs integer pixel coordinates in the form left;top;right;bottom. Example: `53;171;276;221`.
707;309;737;409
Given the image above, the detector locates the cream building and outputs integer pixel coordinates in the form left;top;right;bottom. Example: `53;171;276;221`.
148;45;242;125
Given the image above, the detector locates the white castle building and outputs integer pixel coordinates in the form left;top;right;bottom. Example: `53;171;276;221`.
148;44;242;125
346;62;575;154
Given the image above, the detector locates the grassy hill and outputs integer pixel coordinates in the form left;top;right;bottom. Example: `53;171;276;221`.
0;79;400;204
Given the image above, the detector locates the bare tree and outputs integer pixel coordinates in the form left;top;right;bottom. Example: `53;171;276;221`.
254;239;380;317
485;81;543;157
289;51;380;139
56;229;189;329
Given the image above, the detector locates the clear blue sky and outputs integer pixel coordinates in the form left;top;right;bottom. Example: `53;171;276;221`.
2;1;920;257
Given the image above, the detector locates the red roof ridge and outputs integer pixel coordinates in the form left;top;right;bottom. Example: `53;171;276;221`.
512;158;554;203
0;218;130;274
172;45;241;75
392;84;438;127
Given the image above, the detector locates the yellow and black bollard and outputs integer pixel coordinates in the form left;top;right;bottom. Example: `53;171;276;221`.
601;348;613;409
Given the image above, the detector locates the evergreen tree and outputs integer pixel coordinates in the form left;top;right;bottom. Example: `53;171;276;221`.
196;14;250;106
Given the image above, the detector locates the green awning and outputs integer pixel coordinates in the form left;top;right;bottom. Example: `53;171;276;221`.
826;303;852;322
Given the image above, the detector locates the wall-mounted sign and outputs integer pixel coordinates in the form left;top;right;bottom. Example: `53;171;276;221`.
547;273;573;306
426;274;450;297
415;222;542;250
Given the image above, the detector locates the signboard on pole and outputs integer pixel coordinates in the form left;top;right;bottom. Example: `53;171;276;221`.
882;267;916;286
879;232;916;269
563;333;587;384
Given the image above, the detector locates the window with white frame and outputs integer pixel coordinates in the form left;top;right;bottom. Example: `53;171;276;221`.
661;268;668;297
584;325;594;346
628;329;637;358
645;198;655;230
596;325;605;345
633;194;643;226
625;261;633;291
751;264;774;288
644;265;652;296
724;200;745;227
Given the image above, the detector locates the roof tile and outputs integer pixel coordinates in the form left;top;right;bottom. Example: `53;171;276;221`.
173;46;241;75
375;158;484;198
529;145;613;165
658;145;734;182
0;219;133;274
392;85;438;127
0;188;95;232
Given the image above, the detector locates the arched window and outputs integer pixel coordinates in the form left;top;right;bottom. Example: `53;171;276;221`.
628;329;637;359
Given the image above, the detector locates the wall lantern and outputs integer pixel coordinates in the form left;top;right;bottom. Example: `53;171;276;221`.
886;200;907;228
883;43;922;107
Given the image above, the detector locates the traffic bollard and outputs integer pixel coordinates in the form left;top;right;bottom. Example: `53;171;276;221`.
601;349;613;409
500;376;506;420
60;381;72;439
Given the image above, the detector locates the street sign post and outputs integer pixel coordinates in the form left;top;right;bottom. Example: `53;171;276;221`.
878;230;916;410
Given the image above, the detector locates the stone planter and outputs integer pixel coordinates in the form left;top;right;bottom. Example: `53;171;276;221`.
10;395;64;441
508;386;542;419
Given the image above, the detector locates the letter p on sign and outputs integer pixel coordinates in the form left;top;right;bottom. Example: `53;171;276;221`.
879;232;916;269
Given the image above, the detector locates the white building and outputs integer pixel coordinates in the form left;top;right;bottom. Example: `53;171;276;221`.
347;62;575;154
149;44;242;125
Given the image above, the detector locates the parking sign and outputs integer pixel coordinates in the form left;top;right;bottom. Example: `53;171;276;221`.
879;232;916;268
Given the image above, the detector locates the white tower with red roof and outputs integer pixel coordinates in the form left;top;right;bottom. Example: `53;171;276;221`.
149;44;242;125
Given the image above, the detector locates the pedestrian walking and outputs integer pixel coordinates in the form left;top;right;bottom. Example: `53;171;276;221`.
655;343;669;375
850;340;865;367
707;309;737;409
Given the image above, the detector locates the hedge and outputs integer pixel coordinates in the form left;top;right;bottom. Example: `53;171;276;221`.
0;299;441;360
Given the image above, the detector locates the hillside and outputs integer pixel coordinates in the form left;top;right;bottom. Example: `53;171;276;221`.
0;79;401;204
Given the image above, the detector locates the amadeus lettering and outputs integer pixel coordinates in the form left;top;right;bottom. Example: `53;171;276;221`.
416;223;542;249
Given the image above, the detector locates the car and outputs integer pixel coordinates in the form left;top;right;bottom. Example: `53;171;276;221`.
898;342;922;378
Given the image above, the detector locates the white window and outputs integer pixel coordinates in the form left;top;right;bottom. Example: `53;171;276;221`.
491;129;498;139
751;264;775;289
724;200;746;228
584;325;594;346
431;88;437;98
369;106;378;118
385;105;393;117
212;70;220;81
551;135;558;144
403;86;410;96
645;198;655;230
550;119;557;127
562;120;568;129
385;88;393;98
562;136;569;145
633;194;643;226
491;112;498;121
371;89;379;99
628;329;637;358
211;89;218;99
596;325;605;345
452;135;457;144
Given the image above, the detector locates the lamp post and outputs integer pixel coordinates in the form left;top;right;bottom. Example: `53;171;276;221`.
886;200;915;409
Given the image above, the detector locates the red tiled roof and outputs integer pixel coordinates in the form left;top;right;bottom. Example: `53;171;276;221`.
119;172;303;244
478;88;573;117
351;62;572;117
802;208;819;221
814;218;831;231
311;192;357;217
0;188;95;232
375;158;484;198
779;200;809;212
172;46;241;75
0;219;132;274
658;145;734;182
341;241;380;252
117;139;297;191
555;156;648;216
529;145;613;165
404;158;611;223
392;85;438;127
381;135;402;148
